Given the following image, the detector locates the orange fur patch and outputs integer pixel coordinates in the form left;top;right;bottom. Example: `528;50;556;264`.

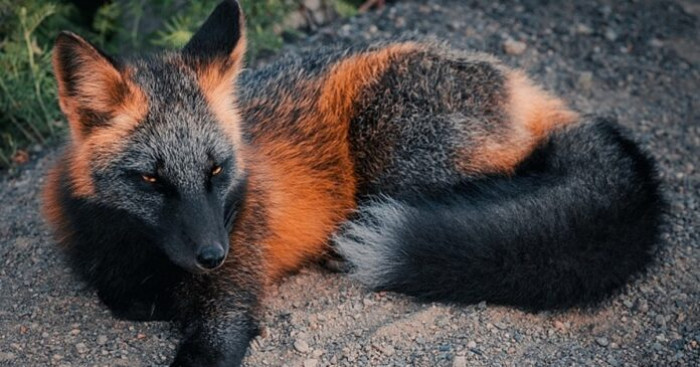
253;142;356;280
318;43;420;126
53;34;148;197
42;165;72;245
466;70;578;174
63;71;148;197
68;98;147;197
193;36;247;171
507;70;579;140
249;44;421;279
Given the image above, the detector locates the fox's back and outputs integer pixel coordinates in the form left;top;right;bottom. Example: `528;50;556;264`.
237;42;577;198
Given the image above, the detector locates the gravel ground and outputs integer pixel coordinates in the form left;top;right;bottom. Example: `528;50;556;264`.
1;0;699;366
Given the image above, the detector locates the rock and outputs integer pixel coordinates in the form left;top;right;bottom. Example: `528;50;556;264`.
283;11;307;29
649;38;663;47
453;355;467;367
578;71;594;91
655;315;666;327
553;320;567;331
605;29;618;41
639;301;650;313
303;359;318;367
0;352;16;362
76;342;88;354
97;335;108;345
294;339;310;353
303;0;321;11
373;343;395;356
596;337;609;347
466;341;477;349
503;39;527;55
576;24;593;35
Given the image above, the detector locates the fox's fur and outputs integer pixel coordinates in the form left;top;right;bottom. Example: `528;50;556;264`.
42;1;663;365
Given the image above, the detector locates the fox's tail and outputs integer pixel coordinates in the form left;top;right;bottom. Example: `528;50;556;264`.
334;118;663;311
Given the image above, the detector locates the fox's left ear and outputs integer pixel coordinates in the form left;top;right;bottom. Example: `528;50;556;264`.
183;0;246;79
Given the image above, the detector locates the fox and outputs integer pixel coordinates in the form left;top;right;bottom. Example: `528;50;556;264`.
42;0;663;365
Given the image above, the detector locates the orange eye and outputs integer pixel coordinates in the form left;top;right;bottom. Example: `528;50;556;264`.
142;174;157;183
211;165;223;176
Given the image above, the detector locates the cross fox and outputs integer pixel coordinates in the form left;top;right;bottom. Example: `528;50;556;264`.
42;0;663;365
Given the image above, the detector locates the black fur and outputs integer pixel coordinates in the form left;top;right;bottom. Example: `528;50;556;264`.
55;164;260;365
348;52;510;195
55;168;184;320
337;118;663;311
182;0;242;65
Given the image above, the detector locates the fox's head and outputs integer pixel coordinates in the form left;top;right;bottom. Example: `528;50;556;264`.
51;0;247;273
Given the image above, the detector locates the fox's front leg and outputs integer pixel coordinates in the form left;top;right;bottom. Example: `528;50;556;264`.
170;273;261;367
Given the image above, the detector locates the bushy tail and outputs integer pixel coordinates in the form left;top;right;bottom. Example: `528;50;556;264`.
334;118;663;311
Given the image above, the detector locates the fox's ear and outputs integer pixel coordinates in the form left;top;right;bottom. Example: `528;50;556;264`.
53;32;145;142
182;0;246;146
182;0;246;73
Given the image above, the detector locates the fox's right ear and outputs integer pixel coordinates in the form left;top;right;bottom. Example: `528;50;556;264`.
53;32;145;142
181;0;246;149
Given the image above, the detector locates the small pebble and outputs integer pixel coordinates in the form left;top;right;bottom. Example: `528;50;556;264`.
0;352;16;362
503;39;527;55
97;335;108;345
75;342;87;354
578;72;594;91
294;339;310;354
596;337;609;347
576;24;593;35
553;320;567;331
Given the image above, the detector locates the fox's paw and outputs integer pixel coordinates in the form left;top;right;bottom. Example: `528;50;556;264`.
170;332;249;367
171;313;259;367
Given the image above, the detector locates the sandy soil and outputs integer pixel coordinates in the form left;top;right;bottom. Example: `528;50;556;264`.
1;0;698;366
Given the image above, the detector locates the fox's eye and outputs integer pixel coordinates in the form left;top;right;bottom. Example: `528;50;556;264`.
142;174;158;183
211;165;223;176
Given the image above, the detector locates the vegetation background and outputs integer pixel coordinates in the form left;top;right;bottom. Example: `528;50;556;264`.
0;0;361;168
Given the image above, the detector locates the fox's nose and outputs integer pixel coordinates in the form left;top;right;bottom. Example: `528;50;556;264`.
196;244;226;269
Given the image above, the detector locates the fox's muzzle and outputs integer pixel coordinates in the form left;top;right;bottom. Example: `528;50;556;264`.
165;194;230;273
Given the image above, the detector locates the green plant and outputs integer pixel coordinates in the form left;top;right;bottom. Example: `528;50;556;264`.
0;0;73;166
150;0;295;60
333;0;359;18
91;0;296;60
0;0;359;168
